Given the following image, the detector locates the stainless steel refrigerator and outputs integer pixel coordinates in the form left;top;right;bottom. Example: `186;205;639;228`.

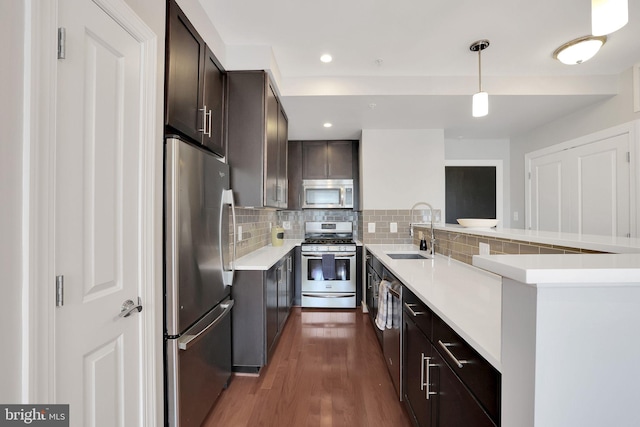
164;137;236;427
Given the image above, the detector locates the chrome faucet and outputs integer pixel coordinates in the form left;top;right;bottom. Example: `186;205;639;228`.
410;202;436;255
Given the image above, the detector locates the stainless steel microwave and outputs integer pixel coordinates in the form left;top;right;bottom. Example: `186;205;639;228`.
302;179;354;209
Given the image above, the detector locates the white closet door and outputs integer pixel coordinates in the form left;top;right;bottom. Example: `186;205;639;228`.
571;134;630;237
530;153;565;232
528;132;631;237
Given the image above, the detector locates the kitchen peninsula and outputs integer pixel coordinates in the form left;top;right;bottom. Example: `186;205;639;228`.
367;222;640;427
473;252;640;427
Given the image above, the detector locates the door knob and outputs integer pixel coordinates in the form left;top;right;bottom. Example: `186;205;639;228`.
119;297;143;318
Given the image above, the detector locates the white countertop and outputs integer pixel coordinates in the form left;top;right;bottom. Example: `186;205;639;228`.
420;223;640;254
234;240;301;270
473;253;640;286
366;244;502;371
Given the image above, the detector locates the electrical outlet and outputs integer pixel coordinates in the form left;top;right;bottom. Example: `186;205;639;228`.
513;211;519;221
368;222;376;233
237;225;243;241
390;222;398;233
479;242;490;255
282;221;291;230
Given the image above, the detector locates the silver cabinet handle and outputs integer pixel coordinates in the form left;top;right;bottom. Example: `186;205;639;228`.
438;340;468;369
404;302;425;317
420;353;426;392
119;297;142;318
367;273;372;289
178;300;234;351
421;353;437;400
198;106;212;137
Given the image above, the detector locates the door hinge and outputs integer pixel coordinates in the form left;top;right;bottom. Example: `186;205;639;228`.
56;275;64;307
57;27;66;59
626;151;631;163
528;172;531;179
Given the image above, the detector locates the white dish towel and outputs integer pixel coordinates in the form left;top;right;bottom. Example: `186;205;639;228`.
375;279;393;331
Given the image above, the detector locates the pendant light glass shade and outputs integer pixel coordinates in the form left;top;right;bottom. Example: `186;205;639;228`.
472;91;489;117
592;0;628;36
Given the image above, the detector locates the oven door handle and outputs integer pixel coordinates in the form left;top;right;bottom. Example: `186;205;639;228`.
302;293;355;298
302;253;356;258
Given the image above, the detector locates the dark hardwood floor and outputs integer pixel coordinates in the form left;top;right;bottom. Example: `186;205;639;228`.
204;307;414;427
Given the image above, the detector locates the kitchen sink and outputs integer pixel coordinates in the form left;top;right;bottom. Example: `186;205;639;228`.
386;253;431;260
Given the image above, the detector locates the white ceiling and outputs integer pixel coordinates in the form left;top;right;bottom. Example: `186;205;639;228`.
199;0;640;140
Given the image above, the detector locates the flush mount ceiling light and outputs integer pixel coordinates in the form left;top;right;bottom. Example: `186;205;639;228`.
592;0;628;35
320;54;332;63
553;35;607;65
323;122;332;128
470;39;490;118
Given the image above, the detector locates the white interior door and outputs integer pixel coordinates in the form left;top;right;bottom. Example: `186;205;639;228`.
530;153;564;232
55;0;146;425
528;132;631;237
572;135;630;237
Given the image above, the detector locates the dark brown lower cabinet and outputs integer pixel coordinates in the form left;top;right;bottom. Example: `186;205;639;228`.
403;314;436;427
403;285;499;427
436;351;496;427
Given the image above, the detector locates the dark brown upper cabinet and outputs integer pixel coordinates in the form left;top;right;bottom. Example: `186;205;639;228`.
165;0;225;157
302;140;354;180
226;71;288;209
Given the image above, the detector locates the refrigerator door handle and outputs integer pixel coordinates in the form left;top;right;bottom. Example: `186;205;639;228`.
177;300;235;351
221;189;236;287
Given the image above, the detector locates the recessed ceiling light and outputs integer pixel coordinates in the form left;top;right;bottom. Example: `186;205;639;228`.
320;54;332;63
323;123;332;128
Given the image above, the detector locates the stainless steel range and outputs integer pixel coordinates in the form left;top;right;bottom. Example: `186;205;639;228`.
301;222;357;308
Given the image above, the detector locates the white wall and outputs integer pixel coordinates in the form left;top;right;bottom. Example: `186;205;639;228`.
0;0;26;404
445;138;511;227
361;129;445;210
510;67;640;229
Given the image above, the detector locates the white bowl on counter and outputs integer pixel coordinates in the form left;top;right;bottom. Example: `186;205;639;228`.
457;218;499;228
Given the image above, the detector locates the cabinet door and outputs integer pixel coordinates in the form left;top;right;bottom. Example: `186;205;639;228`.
277;105;288;208
403;315;436;427
435;351;497;427
287;255;294;307
277;262;288;331
302;141;329;179
165;1;204;142
202;47;225;156
264;83;279;207
287;140;303;209
266;265;278;357
327;141;353;179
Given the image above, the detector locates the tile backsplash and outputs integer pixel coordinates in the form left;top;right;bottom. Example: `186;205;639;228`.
230;208;359;258
361;209;441;244
230;207;605;263
277;209;359;239
413;226;607;265
233;208;278;258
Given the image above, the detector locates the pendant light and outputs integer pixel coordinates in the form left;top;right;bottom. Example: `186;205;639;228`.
592;0;628;36
470;40;490;118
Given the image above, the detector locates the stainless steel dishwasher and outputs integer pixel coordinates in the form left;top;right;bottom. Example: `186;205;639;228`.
383;270;403;401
